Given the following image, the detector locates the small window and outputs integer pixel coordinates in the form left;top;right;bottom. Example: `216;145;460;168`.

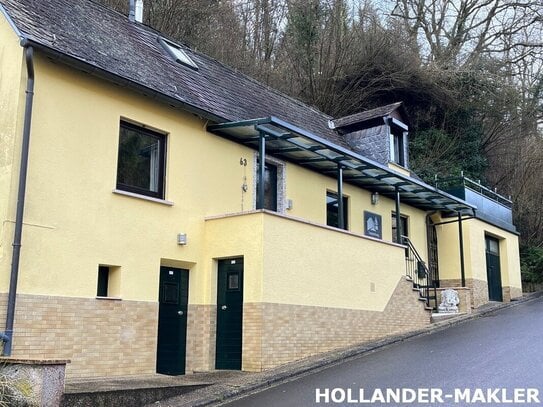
392;213;409;243
162;282;180;304
390;126;406;167
158;37;198;70
227;273;240;290
97;265;121;298
326;191;348;230
486;236;500;255
97;266;109;297
116;121;166;199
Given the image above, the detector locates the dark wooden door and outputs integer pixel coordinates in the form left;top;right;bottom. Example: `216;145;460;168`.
485;237;503;302
216;258;244;370
156;267;189;375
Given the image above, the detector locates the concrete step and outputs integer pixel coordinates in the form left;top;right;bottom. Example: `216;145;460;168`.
61;372;240;407
431;312;466;323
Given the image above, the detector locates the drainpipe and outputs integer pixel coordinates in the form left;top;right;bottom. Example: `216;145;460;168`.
3;43;35;356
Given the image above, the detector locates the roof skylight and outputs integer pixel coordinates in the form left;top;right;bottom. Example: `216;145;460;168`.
158;37;198;70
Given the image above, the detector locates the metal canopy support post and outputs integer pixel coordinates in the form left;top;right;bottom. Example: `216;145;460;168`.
395;187;402;244
337;164;344;229
257;132;266;210
458;212;466;287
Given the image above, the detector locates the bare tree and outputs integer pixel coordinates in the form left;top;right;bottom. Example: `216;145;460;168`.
390;0;543;68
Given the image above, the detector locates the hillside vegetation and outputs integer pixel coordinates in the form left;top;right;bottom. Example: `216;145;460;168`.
100;0;543;281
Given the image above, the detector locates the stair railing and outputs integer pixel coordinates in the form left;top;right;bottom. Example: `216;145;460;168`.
402;236;437;311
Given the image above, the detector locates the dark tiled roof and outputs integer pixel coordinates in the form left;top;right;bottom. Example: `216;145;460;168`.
331;102;404;129
0;0;349;148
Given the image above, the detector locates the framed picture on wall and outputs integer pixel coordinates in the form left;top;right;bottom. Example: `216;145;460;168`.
364;211;382;239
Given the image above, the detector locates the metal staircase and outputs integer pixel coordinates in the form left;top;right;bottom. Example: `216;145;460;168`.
402;236;438;311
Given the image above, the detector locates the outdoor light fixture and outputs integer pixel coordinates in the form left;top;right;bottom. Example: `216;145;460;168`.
177;233;187;245
286;199;293;210
371;192;379;205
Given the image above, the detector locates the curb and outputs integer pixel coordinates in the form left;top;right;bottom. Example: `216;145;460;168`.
154;291;543;407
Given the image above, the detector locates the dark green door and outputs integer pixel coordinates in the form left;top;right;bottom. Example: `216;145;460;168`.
156;267;189;375
216;258;244;370
485;237;503;302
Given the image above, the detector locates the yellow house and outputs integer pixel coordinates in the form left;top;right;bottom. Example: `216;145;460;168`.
0;0;522;379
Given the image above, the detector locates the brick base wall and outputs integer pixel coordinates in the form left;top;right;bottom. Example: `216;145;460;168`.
0;278;436;378
186;304;215;373
502;286;523;302
440;278;489;308
441;279;522;308
243;277;431;371
0;294;157;378
436;287;472;313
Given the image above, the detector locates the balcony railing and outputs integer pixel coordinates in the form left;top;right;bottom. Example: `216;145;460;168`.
436;175;515;232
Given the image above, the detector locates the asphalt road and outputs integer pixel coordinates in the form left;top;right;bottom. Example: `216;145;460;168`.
222;298;543;406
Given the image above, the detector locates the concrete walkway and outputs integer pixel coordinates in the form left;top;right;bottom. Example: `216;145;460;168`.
62;292;542;407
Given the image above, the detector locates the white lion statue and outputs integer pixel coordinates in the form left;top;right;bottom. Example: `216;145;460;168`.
438;289;460;313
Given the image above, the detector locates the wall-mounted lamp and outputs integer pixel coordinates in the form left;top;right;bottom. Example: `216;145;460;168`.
177;233;187;245
371;192;379;205
286;199;293;210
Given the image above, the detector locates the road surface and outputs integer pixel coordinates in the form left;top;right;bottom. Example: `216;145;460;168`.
223;298;543;406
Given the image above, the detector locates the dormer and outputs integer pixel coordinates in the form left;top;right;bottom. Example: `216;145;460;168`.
329;102;410;174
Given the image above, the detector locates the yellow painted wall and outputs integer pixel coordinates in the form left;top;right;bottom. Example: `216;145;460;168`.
285;163;429;261
466;220;521;290
204;213;264;304
435;218;463;281
436;215;521;290
2;54;256;302
0;15;26;290
205;211;407;310
262;212;406;310
0;47;442;307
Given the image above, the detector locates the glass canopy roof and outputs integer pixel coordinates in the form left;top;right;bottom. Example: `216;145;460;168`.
208;117;476;213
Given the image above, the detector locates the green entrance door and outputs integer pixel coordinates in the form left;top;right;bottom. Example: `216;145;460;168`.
485;236;503;302
156;267;189;375
215;258;244;370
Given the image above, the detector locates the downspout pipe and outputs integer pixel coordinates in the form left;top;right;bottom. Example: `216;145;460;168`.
3;43;35;356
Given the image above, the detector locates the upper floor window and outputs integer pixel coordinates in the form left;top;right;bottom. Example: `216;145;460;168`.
392;212;409;243
116;121;166;199
256;162;278;211
326;191;348;230
390;126;406;167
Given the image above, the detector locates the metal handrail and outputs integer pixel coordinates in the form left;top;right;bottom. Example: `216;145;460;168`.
402;236;437;311
435;175;512;208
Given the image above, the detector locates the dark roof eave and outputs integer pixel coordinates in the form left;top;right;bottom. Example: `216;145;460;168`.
210;117;476;213
21;38;227;125
0;1;22;37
